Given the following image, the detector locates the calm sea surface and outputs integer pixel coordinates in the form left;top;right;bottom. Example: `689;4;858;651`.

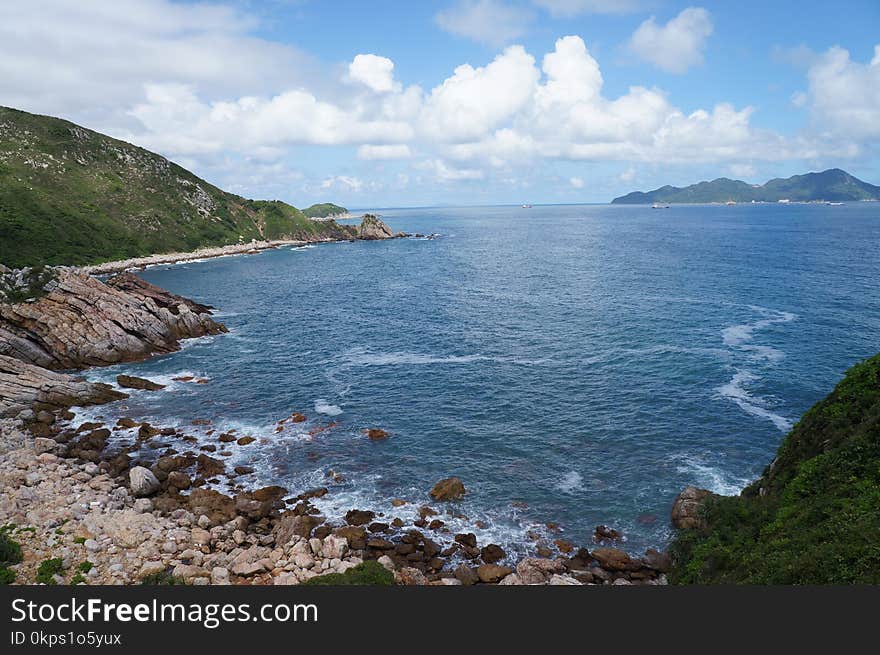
79;203;880;555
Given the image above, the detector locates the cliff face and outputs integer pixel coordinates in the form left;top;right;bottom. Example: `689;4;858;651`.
669;353;880;584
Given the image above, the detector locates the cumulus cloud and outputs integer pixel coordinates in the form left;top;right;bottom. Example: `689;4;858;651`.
803;44;880;141
435;0;532;46
420;46;540;142
569;176;585;188
348;54;398;93
321;176;364;192
628;7;714;74
0;0;867;198
357;144;413;160
533;0;642;16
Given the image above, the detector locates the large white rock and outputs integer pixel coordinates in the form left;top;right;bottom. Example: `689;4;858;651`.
129;466;160;497
322;535;348;560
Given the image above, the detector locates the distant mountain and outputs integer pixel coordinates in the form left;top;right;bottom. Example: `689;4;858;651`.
611;169;880;204
0;106;351;268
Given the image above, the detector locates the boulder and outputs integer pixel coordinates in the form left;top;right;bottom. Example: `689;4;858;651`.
129;466;160;497
477;564;513;583
116;375;166;391
396;567;428;586
593;525;622;542
274;513;321;544
480;544;506;564
429;477;466;501
516;557;567;585
345;509;376;526
590;548;642;572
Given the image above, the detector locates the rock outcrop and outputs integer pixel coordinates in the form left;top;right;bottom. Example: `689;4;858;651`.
0;355;127;416
0;269;227;370
671;486;716;530
356;214;395;240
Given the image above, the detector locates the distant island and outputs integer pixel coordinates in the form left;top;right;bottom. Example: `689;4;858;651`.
611;168;880;204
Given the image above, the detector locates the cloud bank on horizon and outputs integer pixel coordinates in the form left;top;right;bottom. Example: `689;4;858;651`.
0;0;878;206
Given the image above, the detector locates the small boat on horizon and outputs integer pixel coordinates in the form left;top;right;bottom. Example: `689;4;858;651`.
521;204;533;208
652;203;670;209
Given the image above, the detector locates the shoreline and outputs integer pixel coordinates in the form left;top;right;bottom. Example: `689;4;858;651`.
79;238;322;276
0;218;672;586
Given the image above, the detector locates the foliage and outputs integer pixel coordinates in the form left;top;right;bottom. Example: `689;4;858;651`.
35;558;64;585
0;526;22;566
302;203;347;218
140;570;188;585
670;353;880;584
301;560;394;586
0;106;349;267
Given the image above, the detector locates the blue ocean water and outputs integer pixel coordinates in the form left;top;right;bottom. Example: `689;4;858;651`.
79;203;880;556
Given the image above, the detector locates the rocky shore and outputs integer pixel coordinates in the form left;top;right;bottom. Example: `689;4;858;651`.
0;215;674;586
0;412;671;586
80;214;404;276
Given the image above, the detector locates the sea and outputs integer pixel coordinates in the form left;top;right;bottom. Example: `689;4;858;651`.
74;202;880;557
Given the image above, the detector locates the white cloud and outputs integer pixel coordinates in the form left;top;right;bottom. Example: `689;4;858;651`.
533;0;642;16
0;0;867;203
569;176;585;188
727;163;756;179
628;7;714;74
435;0;532;46
420;46;540;142
357;144;413;160
0;0;319;129
803;44;880;141
419;159;486;182
321;175;364;192
348;54;398;93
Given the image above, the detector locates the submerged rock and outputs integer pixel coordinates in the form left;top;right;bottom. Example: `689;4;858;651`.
116;374;166;391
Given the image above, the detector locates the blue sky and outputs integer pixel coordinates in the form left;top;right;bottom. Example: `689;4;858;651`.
1;0;878;206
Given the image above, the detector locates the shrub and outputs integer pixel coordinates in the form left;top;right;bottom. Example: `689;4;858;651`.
36;558;64;585
302;560;394;586
0;529;23;566
140;571;187;585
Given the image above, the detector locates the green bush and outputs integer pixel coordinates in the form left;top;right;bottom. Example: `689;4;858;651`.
140;571;187;585
35;558;64;585
0;567;15;585
0;529;22;566
302;560;394;586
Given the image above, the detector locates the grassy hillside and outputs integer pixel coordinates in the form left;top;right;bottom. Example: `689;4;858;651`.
612;168;880;204
670;353;880;584
0;106;347;267
302;203;348;218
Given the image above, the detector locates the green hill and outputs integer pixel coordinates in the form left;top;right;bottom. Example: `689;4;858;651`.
612;169;880;204
670;353;880;584
0;106;349;267
302;203;348;218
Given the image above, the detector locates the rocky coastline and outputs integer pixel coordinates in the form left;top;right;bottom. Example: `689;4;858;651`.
0;216;676;586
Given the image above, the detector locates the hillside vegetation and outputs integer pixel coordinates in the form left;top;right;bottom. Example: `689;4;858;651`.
0;107;348;267
670;353;880;584
612;168;880;204
302;203;348;218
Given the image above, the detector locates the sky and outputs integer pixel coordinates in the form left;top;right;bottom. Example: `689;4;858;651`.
1;0;879;207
